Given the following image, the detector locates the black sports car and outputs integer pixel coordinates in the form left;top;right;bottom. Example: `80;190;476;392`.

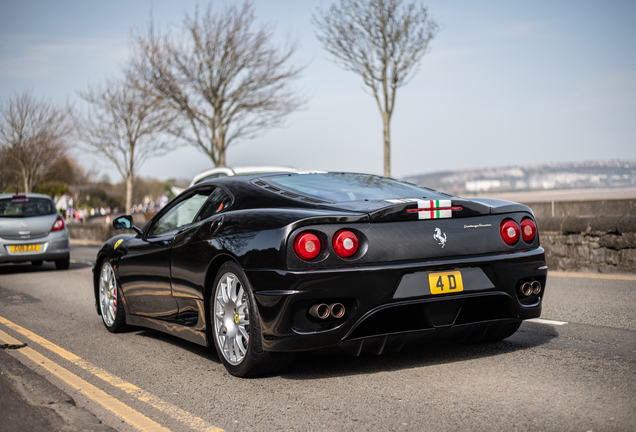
93;172;547;377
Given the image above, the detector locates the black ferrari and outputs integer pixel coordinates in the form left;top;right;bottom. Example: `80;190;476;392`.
93;172;547;377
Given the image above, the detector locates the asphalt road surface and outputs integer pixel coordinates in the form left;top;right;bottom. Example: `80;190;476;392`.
0;242;634;432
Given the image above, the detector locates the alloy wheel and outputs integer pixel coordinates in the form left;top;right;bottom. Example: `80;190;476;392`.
214;272;250;365
99;262;117;327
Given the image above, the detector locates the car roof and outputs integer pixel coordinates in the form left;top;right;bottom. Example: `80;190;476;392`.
0;193;54;200
192;170;450;208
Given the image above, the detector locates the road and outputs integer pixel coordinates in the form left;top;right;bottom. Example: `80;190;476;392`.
0;242;635;432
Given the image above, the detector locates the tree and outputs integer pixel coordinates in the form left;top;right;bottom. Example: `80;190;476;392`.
0;148;20;193
34;156;86;199
313;0;439;177
76;76;178;214
130;1;306;167
0;91;73;192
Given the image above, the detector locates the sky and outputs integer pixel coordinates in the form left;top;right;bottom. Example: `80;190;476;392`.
1;0;635;183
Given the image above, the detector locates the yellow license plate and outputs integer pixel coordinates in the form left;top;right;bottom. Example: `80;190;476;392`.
10;244;41;253
428;271;463;295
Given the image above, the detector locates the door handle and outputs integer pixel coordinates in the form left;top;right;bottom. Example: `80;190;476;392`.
210;215;225;236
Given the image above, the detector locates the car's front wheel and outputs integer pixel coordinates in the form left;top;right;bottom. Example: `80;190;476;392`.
211;261;294;377
98;260;127;333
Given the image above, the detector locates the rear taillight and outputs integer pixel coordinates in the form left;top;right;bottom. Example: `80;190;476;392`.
293;232;321;260
51;215;65;232
333;230;359;258
500;219;520;245
520;218;537;243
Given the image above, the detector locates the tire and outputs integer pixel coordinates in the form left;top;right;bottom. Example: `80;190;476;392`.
31;260;43;266
55;255;70;270
98;260;127;333
210;262;294;377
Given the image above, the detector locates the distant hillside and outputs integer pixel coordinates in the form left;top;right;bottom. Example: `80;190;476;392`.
402;160;636;195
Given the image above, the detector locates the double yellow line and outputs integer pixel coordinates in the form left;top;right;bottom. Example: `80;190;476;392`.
0;316;224;432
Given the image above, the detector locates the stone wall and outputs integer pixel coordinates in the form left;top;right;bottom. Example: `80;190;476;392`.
66;213;146;243
524;199;636;217
67;225;136;243
537;215;636;274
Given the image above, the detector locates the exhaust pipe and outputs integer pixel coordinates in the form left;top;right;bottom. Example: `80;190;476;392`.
520;282;533;297
531;281;542;295
309;303;330;319
329;303;346;319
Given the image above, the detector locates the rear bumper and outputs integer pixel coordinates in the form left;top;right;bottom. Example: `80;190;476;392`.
247;248;547;352
0;233;70;264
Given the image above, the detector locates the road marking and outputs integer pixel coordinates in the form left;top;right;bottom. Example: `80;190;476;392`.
0;316;224;432
0;329;171;432
526;318;568;326
70;239;104;246
549;271;636;281
70;259;95;265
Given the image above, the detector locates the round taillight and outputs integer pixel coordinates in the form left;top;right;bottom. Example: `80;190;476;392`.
500;219;520;245
521;219;537;243
333;230;359;258
293;232;321;260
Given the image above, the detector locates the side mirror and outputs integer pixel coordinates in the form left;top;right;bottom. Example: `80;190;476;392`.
113;215;143;235
113;215;133;230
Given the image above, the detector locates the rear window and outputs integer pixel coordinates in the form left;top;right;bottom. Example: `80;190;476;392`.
266;173;441;202
0;197;57;218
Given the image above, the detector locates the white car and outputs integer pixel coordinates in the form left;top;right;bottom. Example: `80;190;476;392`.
0;193;70;269
189;166;299;187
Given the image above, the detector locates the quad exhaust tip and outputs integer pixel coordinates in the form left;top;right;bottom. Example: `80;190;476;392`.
520;281;542;296
309;303;330;319
329;303;346;319
309;302;346;319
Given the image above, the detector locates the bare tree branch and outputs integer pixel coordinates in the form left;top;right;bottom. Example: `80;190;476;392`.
312;0;438;177
130;1;307;166
75;75;180;213
0;90;73;193
0;147;21;193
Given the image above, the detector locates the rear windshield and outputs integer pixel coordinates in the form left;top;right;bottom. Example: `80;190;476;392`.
0;197;57;218
266;173;443;202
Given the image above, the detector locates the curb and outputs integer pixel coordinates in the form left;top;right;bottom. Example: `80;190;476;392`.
0;349;116;431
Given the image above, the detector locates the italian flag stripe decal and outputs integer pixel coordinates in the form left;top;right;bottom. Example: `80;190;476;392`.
415;199;452;220
385;198;455;220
